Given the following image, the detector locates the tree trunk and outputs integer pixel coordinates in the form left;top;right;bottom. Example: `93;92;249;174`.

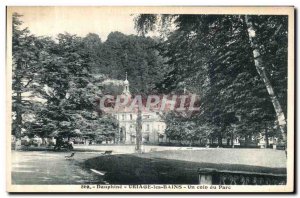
245;135;249;147
265;128;269;148
244;16;287;148
217;127;224;147
136;109;142;153
15;92;22;138
14;83;22;150
231;132;234;148
217;134;222;147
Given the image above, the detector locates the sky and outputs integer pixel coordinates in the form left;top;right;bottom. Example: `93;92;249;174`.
9;7;138;41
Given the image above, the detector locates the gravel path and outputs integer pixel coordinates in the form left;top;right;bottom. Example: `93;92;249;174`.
11;151;104;184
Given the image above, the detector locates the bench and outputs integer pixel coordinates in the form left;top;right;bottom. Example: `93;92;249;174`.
65;152;75;160
149;148;157;152
102;150;113;155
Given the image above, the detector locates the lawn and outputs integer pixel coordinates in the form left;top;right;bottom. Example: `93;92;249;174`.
82;149;286;184
11;148;286;185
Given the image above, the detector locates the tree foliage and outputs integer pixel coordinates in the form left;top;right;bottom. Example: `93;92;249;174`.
135;14;288;146
12;12;288;147
12;13;44;138
12;14;119;140
88;31;166;95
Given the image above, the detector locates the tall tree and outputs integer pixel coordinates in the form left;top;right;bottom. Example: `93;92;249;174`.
12;13;42;141
136;108;142;153
33;33;97;139
86;31;166;95
244;15;287;146
134;14;288;146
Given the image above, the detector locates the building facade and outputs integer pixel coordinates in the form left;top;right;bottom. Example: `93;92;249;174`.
111;75;166;144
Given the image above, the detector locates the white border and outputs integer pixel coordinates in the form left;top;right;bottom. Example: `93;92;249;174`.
1;0;299;197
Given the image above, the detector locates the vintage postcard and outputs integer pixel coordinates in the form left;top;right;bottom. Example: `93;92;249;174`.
6;6;294;193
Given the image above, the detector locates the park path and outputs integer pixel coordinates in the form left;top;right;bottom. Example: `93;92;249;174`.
11;151;104;184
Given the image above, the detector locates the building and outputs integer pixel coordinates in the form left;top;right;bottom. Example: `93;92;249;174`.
110;74;167;144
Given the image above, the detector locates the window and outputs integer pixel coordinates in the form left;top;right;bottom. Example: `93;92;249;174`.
122;114;125;120
130;114;132;120
146;124;150;131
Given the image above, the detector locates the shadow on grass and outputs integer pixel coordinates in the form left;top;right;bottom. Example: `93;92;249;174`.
82;153;287;185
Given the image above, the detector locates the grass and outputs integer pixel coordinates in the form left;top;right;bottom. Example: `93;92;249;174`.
11;148;286;185
82;149;286;184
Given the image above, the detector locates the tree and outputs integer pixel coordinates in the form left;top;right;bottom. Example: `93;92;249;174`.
82;33;102;73
136;109;142;152
12;13;44;141
134;14;288;146
32;33;96;139
244;15;287;146
84;31;166;95
11;26;122;142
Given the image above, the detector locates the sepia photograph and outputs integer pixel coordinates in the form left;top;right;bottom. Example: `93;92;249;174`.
6;6;294;193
